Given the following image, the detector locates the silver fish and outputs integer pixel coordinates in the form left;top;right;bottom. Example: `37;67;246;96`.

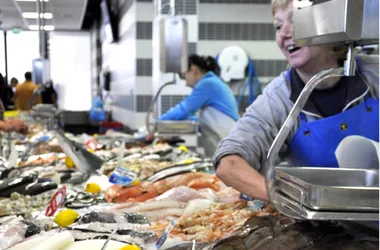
147;162;213;182
53;130;103;174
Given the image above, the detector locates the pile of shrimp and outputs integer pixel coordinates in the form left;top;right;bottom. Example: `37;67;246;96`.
103;172;222;203
18;153;62;166
151;200;272;242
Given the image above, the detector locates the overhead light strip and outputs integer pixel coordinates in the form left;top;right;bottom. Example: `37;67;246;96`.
23;12;53;19
29;25;55;31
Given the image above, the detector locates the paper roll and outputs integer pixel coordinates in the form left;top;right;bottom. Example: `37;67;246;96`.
335;135;379;169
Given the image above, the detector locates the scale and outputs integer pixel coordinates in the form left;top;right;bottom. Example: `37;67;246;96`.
265;0;379;221
146;1;201;143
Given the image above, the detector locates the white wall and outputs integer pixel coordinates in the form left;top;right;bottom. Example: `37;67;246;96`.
0;31;92;111
0;33;5;77
50;32;92;111
6;31;39;82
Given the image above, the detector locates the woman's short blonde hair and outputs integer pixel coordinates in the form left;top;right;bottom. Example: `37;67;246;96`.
271;0;292;17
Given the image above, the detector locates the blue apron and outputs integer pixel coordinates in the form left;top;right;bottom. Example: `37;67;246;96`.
285;69;379;167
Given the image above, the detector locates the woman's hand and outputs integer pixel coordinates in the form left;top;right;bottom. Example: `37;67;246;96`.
145;132;155;141
5;119;28;134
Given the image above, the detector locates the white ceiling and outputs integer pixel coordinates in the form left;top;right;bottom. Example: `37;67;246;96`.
0;0;89;30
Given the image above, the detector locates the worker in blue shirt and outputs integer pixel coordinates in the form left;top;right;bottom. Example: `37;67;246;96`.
158;54;240;157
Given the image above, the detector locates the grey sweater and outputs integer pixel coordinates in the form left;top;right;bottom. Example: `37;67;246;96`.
213;54;379;174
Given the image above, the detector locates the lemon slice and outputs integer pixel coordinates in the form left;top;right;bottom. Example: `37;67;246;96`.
119;245;141;250
181;159;194;164
54;209;79;227
178;145;188;153
65;157;75;168
85;183;101;194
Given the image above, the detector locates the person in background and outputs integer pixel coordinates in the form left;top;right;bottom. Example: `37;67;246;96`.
14;72;41;111
0;74;28;133
7;77;18;109
41;80;58;106
0;73;12;110
213;0;378;201
151;54;240;157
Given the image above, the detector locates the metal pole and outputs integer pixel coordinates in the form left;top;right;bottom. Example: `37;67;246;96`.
36;0;45;58
41;0;46;59
344;43;355;76
170;0;175;16
3;31;8;85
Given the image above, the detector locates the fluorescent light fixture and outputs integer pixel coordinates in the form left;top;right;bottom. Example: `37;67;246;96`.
29;25;55;31
29;25;39;30
23;12;53;19
16;0;49;2
43;25;55;31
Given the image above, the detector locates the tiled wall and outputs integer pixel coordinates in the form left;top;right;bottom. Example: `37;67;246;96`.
197;0;287;112
98;0;287;129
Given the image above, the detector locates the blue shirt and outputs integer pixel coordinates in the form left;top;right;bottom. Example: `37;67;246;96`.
159;72;239;121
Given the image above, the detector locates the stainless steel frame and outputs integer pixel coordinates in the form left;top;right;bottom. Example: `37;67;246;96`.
293;0;379;46
275;167;379;212
265;68;345;220
275;192;378;220
155;120;199;135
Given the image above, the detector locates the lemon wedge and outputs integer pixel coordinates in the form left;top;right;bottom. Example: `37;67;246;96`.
54;209;79;227
178;145;188;153
65;157;75;168
181;159;194;164
85;183;101;194
119;245;141;250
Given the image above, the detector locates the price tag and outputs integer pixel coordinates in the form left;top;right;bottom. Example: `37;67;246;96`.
109;166;138;185
156;220;175;250
45;186;67;216
240;193;255;201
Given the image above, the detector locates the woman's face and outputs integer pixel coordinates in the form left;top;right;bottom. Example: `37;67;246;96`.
274;1;333;72
182;65;200;88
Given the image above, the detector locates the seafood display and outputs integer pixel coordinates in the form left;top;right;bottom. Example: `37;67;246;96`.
101;159;175;180
165;216;379;250
103;172;222;203
0;121;376;250
0;191;55;217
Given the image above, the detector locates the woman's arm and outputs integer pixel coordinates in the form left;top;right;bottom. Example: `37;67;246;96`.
216;155;269;201
213;77;293;200
0;120;9;132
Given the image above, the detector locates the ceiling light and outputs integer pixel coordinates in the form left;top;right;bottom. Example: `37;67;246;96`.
23;12;53;19
43;25;55;31
29;25;55;31
29;25;39;30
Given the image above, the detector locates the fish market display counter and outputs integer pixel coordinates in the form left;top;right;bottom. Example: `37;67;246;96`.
0;123;377;250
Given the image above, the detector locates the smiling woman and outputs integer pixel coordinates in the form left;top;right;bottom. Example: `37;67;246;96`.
213;0;379;201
